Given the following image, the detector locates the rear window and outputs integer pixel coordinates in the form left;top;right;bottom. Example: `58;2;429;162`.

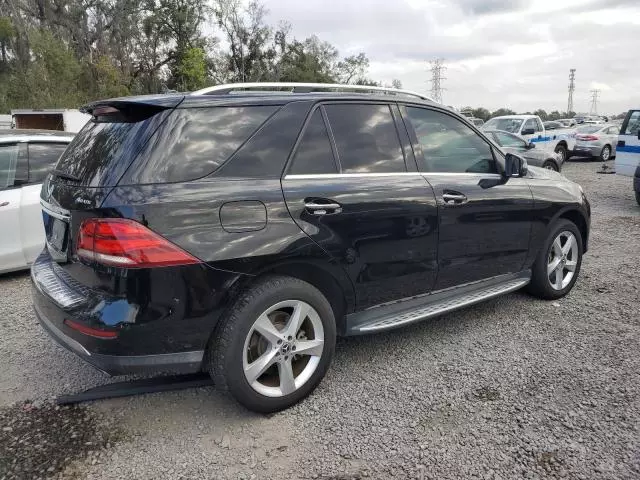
124;106;278;184
54;110;171;186
577;125;601;134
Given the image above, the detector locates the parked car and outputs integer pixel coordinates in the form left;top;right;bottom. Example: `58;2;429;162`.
469;117;484;127
614;109;640;204
485;129;564;171
557;118;577;128
572;124;619;161
543;121;563;131
0;130;74;274
32;83;590;413
482;114;575;162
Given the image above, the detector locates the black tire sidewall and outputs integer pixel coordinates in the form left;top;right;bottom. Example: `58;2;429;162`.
600;145;611;161
530;220;583;299
213;277;336;413
555;145;567;161
543;160;558;171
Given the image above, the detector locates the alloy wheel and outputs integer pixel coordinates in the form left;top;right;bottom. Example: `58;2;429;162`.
601;146;611;161
547;231;578;290
242;300;324;397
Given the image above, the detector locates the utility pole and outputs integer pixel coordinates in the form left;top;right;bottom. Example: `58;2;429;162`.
589;89;600;115
429;58;446;104
567;69;575;114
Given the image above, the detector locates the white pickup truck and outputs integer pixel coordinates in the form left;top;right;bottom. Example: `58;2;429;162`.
482;115;576;162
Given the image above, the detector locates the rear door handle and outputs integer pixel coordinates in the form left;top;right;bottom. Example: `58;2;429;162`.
442;193;468;205
304;201;342;215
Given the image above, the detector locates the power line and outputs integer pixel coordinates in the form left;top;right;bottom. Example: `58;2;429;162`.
429;58;446;104
589;89;600;115
567;69;576;114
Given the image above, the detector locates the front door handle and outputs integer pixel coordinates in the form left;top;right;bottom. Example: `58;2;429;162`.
304;201;342;215
442;193;467;205
0;201;9;207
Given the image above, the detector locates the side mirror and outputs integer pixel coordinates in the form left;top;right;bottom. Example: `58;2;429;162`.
521;128;535;135
526;142;535;150
504;153;528;178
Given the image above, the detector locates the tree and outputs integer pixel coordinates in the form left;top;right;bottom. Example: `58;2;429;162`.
391;79;402;89
174;46;207;90
0;16;15;66
491;108;516;118
471;107;491;121
533;109;548;121
336;53;369;83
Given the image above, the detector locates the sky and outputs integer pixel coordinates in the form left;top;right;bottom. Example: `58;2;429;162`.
263;0;640;115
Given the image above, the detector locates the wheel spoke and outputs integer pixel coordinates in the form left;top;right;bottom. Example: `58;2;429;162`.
554;266;563;288
548;257;561;275
286;301;311;338
565;260;577;272
278;360;296;395
561;235;575;255
294;339;324;357
245;350;278;384
253;313;282;346
553;237;563;257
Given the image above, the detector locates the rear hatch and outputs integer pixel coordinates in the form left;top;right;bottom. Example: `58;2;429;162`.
41;96;182;269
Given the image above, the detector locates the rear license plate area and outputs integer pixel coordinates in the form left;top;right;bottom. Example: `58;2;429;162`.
44;213;69;254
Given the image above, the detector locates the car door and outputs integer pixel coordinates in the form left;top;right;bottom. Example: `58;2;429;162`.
282;103;439;310
400;105;534;290
616;110;640;176
20;142;69;262
0;143;28;272
492;131;546;167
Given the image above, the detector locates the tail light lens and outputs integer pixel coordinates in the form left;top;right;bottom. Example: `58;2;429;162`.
577;134;599;141
77;218;200;268
64;319;119;339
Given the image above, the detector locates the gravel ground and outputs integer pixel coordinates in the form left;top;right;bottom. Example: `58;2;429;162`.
1;158;639;480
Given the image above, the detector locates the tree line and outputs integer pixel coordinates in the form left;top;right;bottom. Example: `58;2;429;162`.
0;0;400;113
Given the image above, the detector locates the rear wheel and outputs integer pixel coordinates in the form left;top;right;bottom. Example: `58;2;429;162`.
208;275;336;413
527;219;583;300
636;191;640;206
599;145;611;161
542;160;558;171
554;144;567;162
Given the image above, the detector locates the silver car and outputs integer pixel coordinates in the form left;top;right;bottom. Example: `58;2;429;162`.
572;124;619;161
485;129;564;171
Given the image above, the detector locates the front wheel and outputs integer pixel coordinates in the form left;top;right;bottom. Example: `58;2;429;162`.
208;275;336;413
599;145;611;162
527;219;583;300
554;144;567;162
542;160;559;171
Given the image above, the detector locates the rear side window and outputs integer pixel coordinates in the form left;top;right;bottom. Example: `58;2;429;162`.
127;106;278;184
28;143;68;183
0;144;18;189
622;110;640;136
324;104;405;173
289;110;337;175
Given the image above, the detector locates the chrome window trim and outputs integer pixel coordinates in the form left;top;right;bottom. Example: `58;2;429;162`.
284;172;503;180
40;198;71;220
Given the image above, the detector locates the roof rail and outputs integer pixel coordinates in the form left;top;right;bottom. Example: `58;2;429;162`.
190;82;434;102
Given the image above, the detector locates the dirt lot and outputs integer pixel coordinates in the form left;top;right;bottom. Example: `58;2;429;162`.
1;158;639;480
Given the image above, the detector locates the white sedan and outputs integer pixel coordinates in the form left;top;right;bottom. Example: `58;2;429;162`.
0;130;74;274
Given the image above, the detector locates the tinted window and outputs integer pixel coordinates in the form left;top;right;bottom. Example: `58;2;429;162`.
622;111;640;135
405;107;497;174
494;131;526;148
289;109;337;175
523;118;537;132
127;106;278;184
55;110;171;186
324;104;404;173
29;143;68;183
0;144;18;189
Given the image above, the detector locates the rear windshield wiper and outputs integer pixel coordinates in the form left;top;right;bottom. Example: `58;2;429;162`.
52;169;81;182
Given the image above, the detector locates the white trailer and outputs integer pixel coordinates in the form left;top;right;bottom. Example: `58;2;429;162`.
10;109;89;132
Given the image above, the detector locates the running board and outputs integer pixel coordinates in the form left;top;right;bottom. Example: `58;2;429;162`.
346;271;530;335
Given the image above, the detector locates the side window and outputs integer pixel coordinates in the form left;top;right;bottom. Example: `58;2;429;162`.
405;107;497;174
523;118;537;132
289;109;337;175
535;118;544;132
28;143;68;183
495;131;526;148
623;111;640;136
324;104;405;173
0;144;19;189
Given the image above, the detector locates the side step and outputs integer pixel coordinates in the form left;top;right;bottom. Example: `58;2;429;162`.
346;271;530;335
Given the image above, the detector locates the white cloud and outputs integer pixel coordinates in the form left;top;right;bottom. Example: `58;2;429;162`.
263;0;640;114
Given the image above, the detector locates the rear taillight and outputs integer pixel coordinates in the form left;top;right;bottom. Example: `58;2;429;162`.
77;219;200;268
64;319;119;339
577;134;599;141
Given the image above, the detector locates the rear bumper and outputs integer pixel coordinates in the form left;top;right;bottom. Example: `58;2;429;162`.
572;145;601;157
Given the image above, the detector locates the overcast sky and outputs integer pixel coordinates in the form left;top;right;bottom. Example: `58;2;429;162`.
264;0;639;115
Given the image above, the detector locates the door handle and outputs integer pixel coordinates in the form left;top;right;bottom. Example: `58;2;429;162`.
304;201;342;215
442;193;467;205
0;201;9;207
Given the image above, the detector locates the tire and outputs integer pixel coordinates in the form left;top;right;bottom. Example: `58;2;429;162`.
527;219;583;300
542;160;559;171
636;190;640;206
207;275;336;413
554;144;567;162
599;145;611;162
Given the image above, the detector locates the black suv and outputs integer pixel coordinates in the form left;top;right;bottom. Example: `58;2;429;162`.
32;84;590;412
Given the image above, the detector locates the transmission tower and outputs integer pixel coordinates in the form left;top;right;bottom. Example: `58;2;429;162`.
589;89;600;115
567;69;576;114
429;59;446;103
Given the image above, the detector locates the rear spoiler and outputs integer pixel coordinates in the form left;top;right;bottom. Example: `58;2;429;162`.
80;95;185;118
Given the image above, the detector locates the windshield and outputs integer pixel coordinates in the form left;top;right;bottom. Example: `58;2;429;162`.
483;118;523;133
577;125;601;134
